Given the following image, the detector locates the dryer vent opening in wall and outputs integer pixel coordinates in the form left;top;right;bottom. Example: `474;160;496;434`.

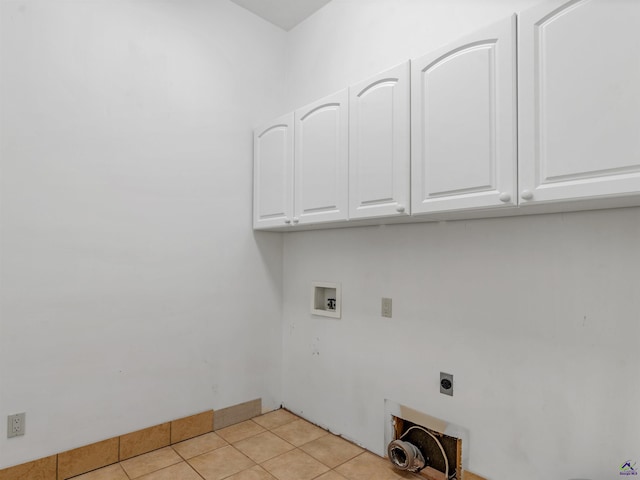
390;415;461;480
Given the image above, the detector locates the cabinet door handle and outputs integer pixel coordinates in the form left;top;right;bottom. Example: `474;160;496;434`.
499;192;511;203
520;190;534;201
292;217;299;224
396;205;406;213
284;218;291;224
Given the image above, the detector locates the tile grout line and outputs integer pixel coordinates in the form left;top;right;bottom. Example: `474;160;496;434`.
116;435;127;480
171;443;189;463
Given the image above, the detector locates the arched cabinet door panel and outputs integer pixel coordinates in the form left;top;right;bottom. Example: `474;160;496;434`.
349;62;410;220
253;113;294;229
411;15;517;215
518;0;640;205
295;89;349;225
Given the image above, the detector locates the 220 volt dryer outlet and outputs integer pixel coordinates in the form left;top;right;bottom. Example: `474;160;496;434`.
440;372;453;396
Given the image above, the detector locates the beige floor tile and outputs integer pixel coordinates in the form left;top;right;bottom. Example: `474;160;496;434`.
251;409;298;431
216;420;266;444
120;447;182;479
315;472;350;480
233;431;295;463
172;432;228;459
261;449;329;480
335;452;419;480
70;464;129;480
271;419;328;447
135;462;202;480
300;434;364;468
225;465;277;480
188;445;255;480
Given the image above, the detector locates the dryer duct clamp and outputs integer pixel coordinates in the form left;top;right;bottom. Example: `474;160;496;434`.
387;439;426;472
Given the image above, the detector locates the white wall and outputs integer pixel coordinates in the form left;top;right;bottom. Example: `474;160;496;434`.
283;212;640;480
281;1;640;479
0;0;286;467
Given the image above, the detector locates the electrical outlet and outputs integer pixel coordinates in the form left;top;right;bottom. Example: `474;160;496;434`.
440;372;453;396
7;413;25;438
381;297;392;318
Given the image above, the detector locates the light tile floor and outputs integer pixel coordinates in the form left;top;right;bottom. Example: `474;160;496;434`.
70;409;420;480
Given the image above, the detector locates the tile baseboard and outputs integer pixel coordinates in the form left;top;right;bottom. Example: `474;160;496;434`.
0;456;57;480
171;411;214;444
57;438;119;480
0;398;262;480
213;398;261;431
120;422;171;461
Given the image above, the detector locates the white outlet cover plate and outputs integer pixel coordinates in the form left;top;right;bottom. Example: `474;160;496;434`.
7;412;25;438
381;297;392;318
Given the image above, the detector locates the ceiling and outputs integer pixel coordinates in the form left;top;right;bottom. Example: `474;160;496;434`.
229;0;333;31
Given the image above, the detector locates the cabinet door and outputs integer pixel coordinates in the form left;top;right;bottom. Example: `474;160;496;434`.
295;89;349;225
518;0;640;205
411;15;517;214
349;62;410;219
253;113;294;229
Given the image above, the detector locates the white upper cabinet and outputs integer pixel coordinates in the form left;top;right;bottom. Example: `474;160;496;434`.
254;3;640;231
411;15;517;214
253;113;294;229
349;62;410;219
518;0;640;205
294;89;349;225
